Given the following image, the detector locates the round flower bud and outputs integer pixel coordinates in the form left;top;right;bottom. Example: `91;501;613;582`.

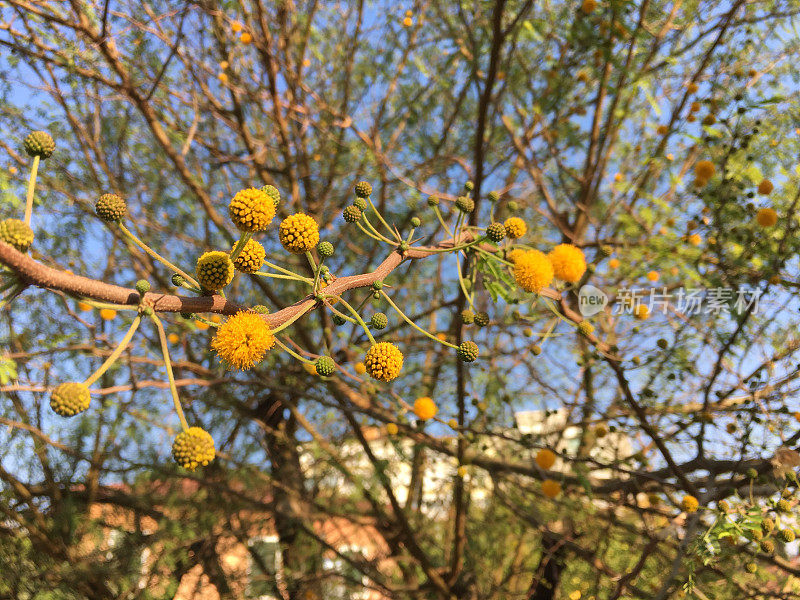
364;342;404;382
427;195;439;207
486;222;506;242
171;427;215;471
411;217;421;228
50;382;91;417
229;188;275;232
762;518;776;533
353;196;368;210
535;449;556;470
135;280;150;294
531;345;542;356
600;245;613;257
354;181;373;198
343;205;362;223
760;539;775;554
503;217;527;239
464;181;474;192
232;239;266;274
260;184;281;207
778;498;791;513
578;321;594;336
0;218;34;252
171;274;185;287
541;479;561;498
252;305;269;313
279;213;319;254
455;196;475;213
758;179;774;195
507;200;519;211
745;563;758;574
23;130;55;159
317;241;334;257
196;251;235;292
474;312;489;327
779;529;796;543
95;193;127;222
694;160;715;180
457;341;479;363
461;309;475;324
488;191;500;202
315;356;336;377
370;312;388;329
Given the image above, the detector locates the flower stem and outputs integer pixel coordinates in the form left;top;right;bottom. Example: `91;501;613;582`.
331;294;376;344
367;197;400;241
380;290;458;349
229;232;252;262
270;306;308;335
274;337;314;364
150;313;189;432
119;223;200;289
23;156;40;226
83;315;142;387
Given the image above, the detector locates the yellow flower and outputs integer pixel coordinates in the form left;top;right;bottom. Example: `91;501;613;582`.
229;188;276;232
581;0;597;13
608;258;620;269
503;217;527;239
694;160;715;180
231;21;243;32
548;244;586;283
457;465;468;477
758;179;774;195
196;251;235;292
413;397;437;420
756;207;777;227
647;270;659;282
542;479;561;498
364;342;404;382
168;333;180;344
681;495;700;513
50;382;91;417
386;422;399;435
513;250;554;293
218;72;228;84
403;16;413;26
195;319;209;331
100;308;117;320
279;213;320;254
240;32;252;44
687;233;702;246
232;238;266;273
687;82;699;94
211;311;275;370
172;427;215;471
535;449;556;470
354;361;366;375
77;302;92;312
634;304;650;320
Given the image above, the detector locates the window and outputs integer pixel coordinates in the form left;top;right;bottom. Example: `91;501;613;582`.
247;535;281;600
322;546;370;600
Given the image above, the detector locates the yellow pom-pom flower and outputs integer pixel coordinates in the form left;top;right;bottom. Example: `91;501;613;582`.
196;251;235;292
681;495;700;513
50;382;91;417
413;396;437;420
0;218;34;252
354;362;366;375
758;179;774;195
542;479;562;498
608;258;620;269
171;427;216;471
279;213;320;254
634;304;650;320
100;308;117;320
386;423;399;435
211;311;275;370
364;342;404;382
548;244;586;283
503;217;527;239
232;238;266;273
694;160;715;180
647;270;659;282
756;207;778;227
513;250;554;293
535;449;556;470
229;188;276;232
688;233;702;246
